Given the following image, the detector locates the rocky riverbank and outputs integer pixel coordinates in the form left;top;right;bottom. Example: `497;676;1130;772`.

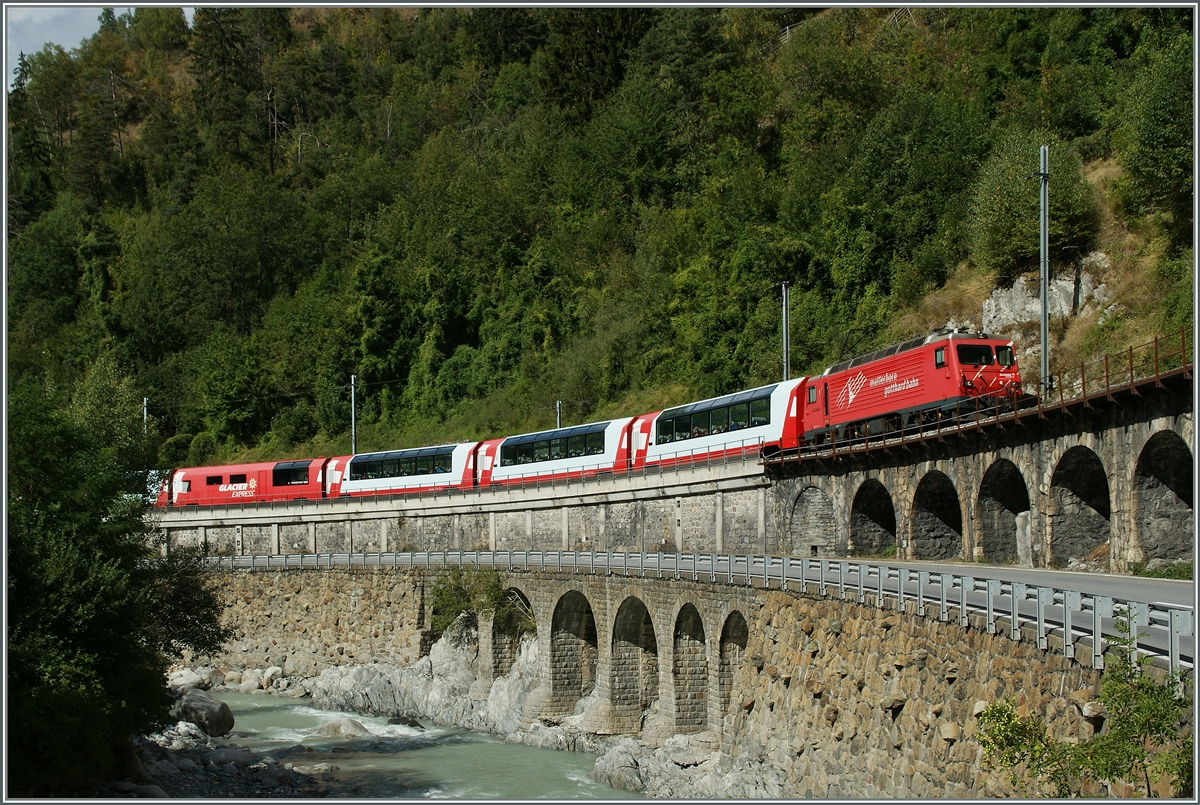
92;718;345;798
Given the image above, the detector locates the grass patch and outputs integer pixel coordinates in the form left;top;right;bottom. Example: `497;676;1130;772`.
1130;561;1193;581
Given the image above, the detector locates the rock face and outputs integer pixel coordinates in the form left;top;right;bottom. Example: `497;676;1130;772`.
307;612;543;737
173;688;235;737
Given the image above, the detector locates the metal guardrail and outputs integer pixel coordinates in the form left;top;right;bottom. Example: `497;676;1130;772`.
205;550;1194;677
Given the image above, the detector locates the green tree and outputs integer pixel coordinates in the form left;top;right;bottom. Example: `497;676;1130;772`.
1115;30;1193;246
7;361;229;797
967;130;1098;281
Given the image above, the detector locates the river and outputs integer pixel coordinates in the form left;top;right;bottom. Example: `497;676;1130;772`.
209;692;641;799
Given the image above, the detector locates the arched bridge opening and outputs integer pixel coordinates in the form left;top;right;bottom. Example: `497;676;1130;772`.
1049;446;1111;569
978;459;1031;564
611;597;660;734
1135;430;1194;564
549;591;597;715
672;603;708;733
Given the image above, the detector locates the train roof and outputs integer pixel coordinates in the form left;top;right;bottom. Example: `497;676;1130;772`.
822;329;1003;377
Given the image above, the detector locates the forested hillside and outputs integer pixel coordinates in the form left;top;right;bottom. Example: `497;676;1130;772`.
8;7;1193;467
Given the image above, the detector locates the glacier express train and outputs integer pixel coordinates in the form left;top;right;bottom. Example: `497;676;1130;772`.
156;330;1022;507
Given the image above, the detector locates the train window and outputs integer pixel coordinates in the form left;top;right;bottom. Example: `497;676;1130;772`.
230;474;247;484
180;480;191;493
379;459;397;478
807;386;817;405
674;417;691;442
956;344;994;366
500;446;515;467
569;434;586;456
549;438;567;461
206;476;222;486
691;411;710;438
414;456;430;474
750;398;770;428
710;407;729;434
934;347;946;368
433;454;451;473
400;457;414;476
533;441;550;462
730;402;750;431
585;432;605;455
996;345;1015;367
273;466;309;486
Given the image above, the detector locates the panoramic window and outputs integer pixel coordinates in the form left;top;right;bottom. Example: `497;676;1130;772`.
655;393;772;445
272;464;309;486
750;398;770;428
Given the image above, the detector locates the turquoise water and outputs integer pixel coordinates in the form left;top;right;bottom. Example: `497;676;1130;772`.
210;692;640;799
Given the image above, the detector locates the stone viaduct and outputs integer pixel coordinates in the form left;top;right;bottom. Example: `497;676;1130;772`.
160;369;1193;574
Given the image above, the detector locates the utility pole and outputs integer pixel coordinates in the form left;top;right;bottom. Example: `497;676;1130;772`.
781;281;791;382
1039;145;1050;397
556;400;562;429
350;374;357;454
143;397;148;436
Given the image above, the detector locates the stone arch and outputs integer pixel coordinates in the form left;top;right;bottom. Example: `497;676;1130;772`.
790;486;838;557
1049;446;1111;568
850;479;896;557
549;590;597;714
492;587;534;678
611;597;660;733
978;460;1030;564
1134;430;1194;563
910;471;963;560
672;603;708;733
718;611;748;716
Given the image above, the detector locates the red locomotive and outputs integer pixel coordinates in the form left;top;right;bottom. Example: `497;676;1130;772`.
802;330;1022;444
156;329;1024;507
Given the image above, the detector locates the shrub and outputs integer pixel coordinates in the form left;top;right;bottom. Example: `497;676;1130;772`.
978;613;1193;797
429;566;534;639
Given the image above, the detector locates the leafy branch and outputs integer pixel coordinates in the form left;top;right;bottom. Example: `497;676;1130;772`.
978;612;1193;798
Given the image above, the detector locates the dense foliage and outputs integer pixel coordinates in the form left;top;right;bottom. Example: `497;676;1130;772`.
429;566;534;638
7;8;1193;466
6;359;230;795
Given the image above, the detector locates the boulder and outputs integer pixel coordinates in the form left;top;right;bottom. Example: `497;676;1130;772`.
223;670;243;686
593;737;645;792
263;666;284;688
238;670;264;694
387;715;425;730
167;670;205;694
313;717;372;738
175;689;235;737
292;763;337;775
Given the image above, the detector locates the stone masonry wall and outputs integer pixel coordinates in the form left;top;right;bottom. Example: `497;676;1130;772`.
726;590;1101;799
196;568;429;678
